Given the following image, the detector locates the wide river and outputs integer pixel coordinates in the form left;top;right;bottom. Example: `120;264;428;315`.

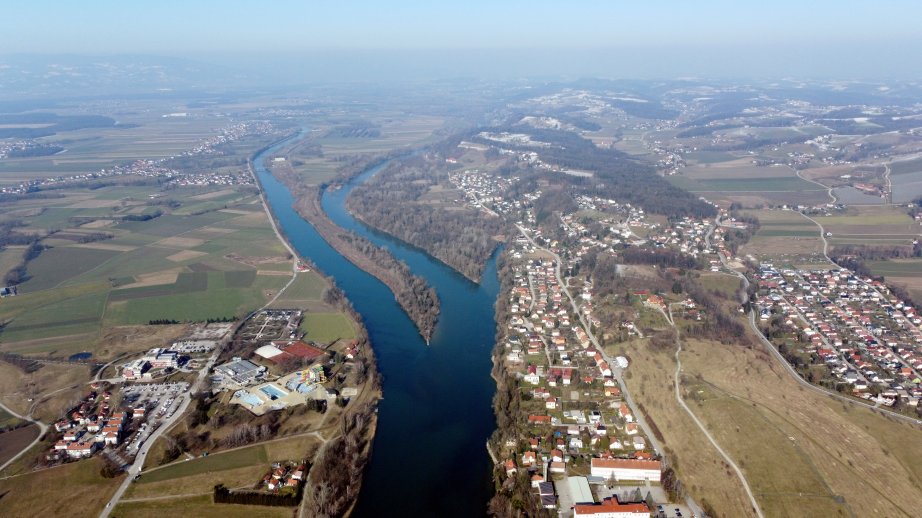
254;137;499;516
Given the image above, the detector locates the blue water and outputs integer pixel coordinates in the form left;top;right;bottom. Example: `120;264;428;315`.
259;384;288;400
254;135;499;516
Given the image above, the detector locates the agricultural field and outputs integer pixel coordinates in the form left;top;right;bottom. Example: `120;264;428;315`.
301;311;356;344
739;209;830;265
0;183;294;358
0;425;39;467
866;259;922;302
277;114;445;186
113;494;291;518
817;205;920;246
0;456;123;518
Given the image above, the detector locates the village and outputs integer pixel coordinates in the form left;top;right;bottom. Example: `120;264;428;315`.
754;264;922;406
0;121;273;196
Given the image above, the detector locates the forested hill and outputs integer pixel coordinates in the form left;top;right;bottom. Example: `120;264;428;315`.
472;127;717;220
347;156;505;282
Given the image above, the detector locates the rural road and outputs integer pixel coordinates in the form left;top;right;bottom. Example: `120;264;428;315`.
711;224;922;427
0;400;48;474
514;224;705;517
668;305;765;518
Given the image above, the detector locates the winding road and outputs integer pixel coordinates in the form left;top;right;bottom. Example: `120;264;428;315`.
0;400;48;474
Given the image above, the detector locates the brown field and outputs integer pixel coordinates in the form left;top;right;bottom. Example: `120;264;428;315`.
73;242;138;252
118;268;182;289
190;188;236;200
113;494;291;518
0;362;90;418
165;250;208;262
156;236;206;248
616;337;758;517
0;425;39;467
681;336;922;516
0;457;123;518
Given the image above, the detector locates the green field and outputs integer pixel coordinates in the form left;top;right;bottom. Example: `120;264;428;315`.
866;259;922;278
302;312;356;343
139;445;268;484
0;183;293;356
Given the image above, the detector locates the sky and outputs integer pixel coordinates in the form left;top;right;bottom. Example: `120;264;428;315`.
4;1;922;79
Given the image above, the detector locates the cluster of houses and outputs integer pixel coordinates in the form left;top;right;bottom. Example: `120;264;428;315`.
50;386;143;459
261;462;305;492
755;265;922;406
501;248;664;512
447;168;522;216
0;121;273;195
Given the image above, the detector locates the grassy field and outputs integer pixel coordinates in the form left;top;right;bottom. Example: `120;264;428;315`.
696;272;742;298
619;330;922;518
302;312;356;343
0;184;293;356
0;457;123;518
113;494;292;518
739;209;829;264
817;206;920;246
131;433;321;502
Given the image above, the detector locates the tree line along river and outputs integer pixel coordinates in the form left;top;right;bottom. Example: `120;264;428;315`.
254;135;500;516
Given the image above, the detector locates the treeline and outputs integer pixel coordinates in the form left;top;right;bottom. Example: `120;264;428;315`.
831;243;921;262
347;155;504;281
621;247;701;270
488;251;549;517
723;212;761;255
286;182;440;342
214;483;303;507
303;402;376;517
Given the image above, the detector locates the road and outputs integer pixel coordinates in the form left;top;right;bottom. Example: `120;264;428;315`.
710;222;922;427
514;224;709;518
668;305;765;518
0;400;48;474
99;344;222;517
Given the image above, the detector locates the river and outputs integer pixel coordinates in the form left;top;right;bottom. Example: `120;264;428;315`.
253;137;499;516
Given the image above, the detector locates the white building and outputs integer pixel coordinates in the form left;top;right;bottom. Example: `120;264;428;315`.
590;458;661;482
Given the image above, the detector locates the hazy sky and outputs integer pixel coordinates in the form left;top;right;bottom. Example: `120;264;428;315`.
5;1;922;79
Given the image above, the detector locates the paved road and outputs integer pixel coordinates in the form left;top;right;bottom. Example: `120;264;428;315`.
0;400;48;474
711;224;922;427
99;348;220;517
515;225;704;517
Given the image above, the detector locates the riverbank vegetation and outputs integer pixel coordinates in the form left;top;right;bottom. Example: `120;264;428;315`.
275;174;440;342
346;155;505;282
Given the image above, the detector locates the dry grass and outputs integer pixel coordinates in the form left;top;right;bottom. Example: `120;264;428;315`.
113;494;291;518
0;457;123;518
620;338;758;517
125;465;265;499
679;338;922;517
0;362;90;418
165;250;208;262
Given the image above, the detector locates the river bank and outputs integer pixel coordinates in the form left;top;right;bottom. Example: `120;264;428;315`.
255;136;501;516
275;171;440;343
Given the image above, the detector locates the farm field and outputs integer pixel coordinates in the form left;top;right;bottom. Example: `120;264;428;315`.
817;206;920;246
301;311;356;344
739;209;829;264
0;183;294;358
0;457;123;518
0;425;39;467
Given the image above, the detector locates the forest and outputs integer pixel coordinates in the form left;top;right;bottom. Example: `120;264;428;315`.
471;127;717;219
347;155;505;281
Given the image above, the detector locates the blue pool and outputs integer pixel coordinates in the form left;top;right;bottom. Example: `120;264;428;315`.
259;385;288;400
